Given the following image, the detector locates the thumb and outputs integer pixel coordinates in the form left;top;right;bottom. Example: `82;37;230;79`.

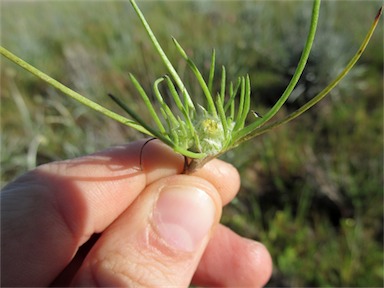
72;174;222;287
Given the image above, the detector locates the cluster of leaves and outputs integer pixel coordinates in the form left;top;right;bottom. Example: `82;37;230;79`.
5;0;374;172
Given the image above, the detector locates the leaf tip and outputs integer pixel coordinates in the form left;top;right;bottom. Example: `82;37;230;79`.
375;6;383;21
172;37;188;59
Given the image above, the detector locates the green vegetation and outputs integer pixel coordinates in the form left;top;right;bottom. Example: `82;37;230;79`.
1;1;382;286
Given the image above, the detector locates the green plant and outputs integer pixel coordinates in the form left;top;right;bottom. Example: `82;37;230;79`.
0;0;382;172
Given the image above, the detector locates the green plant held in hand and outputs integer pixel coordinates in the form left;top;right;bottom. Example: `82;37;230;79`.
0;0;382;172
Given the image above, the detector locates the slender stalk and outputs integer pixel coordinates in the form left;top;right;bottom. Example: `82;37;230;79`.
233;5;383;146
153;77;179;130
0;46;150;135
164;76;202;151
216;95;228;139
164;75;193;126
173;38;218;117
225;78;241;118
236;0;321;139
129;74;167;134
237;75;251;131
233;77;246;131
108;93;166;142
129;0;195;110
220;66;226;103
208;49;216;94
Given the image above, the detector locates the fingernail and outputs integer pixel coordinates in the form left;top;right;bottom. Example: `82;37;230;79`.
153;185;215;252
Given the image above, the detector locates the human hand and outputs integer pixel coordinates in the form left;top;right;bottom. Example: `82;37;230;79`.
1;139;272;287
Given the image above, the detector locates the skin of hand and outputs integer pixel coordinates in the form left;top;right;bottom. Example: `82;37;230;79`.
1;139;272;287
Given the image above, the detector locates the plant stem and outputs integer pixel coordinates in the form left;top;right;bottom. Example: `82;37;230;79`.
236;0;321;140
0;46;150;135
234;5;383;145
129;0;195;110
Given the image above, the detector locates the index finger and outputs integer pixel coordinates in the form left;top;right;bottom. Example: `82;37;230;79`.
1;139;184;286
2;139;240;286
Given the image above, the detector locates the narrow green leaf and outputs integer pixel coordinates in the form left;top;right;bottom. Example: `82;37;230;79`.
237;75;251;131
234;4;382;146
153;77;179;128
216;94;228;139
237;0;321;139
220;65;226;103
172;37;218;118
0;46;152;135
228;82;235;120
208;49;216;94
129;0;195;109
233;77;245;131
129;74;166;134
224;78;241;114
164;75;192;123
108;93;173;146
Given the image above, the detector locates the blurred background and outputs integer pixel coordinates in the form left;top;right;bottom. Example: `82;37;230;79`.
1;1;383;286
